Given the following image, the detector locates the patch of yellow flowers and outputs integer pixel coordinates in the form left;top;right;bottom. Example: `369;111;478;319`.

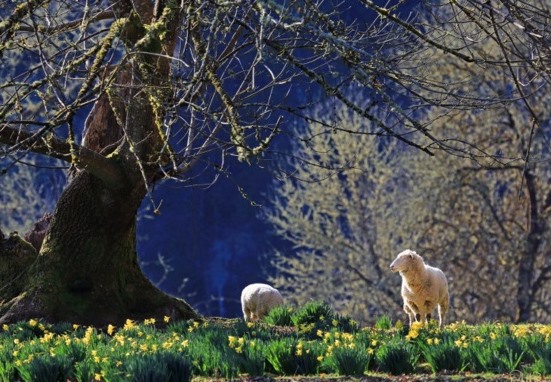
228;335;252;354
512;324;551;342
3;316;551;380
3;316;188;380
405;321;425;341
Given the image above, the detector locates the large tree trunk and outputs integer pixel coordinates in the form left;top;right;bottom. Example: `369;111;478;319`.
0;167;198;326
0;0;198;326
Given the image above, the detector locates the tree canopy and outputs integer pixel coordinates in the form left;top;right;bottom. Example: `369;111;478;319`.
265;1;551;324
2;0;549;171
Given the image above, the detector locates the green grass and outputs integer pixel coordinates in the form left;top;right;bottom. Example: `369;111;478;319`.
0;305;550;380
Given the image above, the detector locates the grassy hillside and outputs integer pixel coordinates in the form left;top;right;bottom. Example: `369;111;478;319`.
1;302;550;381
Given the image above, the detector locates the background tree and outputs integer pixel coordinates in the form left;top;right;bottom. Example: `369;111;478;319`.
264;104;413;324
266;2;551;324
404;3;551;322
1;0;550;325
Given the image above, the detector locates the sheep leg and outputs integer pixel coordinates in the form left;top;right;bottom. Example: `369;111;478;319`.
404;302;418;326
423;300;434;324
409;302;422;323
438;297;449;327
255;307;266;321
243;307;253;322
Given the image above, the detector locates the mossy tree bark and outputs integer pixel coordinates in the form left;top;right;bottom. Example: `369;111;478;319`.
0;171;197;326
0;0;199;326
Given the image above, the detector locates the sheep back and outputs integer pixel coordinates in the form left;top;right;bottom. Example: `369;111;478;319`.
240;283;283;321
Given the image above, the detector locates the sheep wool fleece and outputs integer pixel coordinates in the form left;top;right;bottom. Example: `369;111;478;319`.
241;283;284;322
390;249;449;327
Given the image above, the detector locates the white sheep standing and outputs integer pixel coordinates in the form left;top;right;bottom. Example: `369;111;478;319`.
390;249;449;327
240;283;284;322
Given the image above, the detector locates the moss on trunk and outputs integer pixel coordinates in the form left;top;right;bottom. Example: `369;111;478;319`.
0;233;37;299
0;170;198;326
0;1;199;327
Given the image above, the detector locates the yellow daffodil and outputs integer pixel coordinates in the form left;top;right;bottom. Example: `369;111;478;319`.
411;322;424;331
40;332;54;343
342;333;354;342
162;341;173;349
406;330;419;340
143;318;156;325
124;319;136;330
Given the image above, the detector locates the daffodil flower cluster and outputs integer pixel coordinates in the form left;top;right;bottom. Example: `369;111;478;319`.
1;316;550;379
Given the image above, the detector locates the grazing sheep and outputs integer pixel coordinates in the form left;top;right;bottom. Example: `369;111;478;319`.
241;283;283;322
390;249;449;327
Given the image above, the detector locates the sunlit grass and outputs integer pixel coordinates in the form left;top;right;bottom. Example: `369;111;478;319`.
0;305;550;380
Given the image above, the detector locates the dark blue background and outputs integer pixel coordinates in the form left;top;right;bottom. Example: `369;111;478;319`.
137;155;282;318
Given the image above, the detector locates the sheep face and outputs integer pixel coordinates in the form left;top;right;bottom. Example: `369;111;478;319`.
390;249;422;273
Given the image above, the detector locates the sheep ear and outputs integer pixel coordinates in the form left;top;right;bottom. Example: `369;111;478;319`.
409;254;413;259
